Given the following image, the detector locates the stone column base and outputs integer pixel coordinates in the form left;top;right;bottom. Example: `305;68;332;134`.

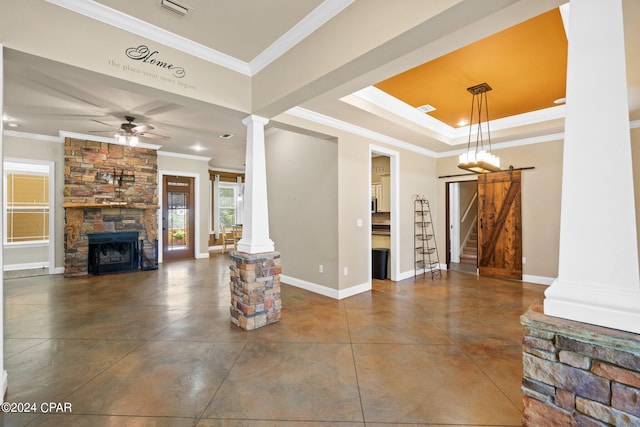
521;301;640;426
229;251;282;331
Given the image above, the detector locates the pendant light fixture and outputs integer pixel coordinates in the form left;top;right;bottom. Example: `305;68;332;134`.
458;82;501;173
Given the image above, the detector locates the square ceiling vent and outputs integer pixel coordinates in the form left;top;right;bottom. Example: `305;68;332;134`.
417;104;436;113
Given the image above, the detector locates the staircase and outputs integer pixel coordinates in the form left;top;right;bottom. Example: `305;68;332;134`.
460;222;478;266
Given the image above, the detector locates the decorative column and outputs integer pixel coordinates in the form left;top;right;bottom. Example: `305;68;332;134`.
229;115;281;330
543;0;640;333
522;4;640;423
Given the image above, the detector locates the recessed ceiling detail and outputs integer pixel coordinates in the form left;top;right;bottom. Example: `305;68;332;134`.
374;8;568;128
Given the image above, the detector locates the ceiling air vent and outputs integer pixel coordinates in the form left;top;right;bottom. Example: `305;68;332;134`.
417;104;436;113
160;0;190;16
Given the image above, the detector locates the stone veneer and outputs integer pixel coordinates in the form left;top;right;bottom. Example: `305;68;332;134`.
521;302;640;426
229;251;282;330
64;138;158;276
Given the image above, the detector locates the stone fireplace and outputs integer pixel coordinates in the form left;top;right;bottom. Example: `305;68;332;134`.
63;138;158;277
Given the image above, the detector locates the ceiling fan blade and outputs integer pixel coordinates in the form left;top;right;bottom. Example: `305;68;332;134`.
91;119;116;128
132;124;154;133
139;132;169;140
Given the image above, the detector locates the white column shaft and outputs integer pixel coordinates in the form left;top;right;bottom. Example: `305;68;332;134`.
544;0;640;333
237;115;274;254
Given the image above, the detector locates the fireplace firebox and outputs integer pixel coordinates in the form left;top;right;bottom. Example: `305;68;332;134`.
88;232;139;275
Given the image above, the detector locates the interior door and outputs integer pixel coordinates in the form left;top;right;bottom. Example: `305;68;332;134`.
162;175;195;261
478;170;522;279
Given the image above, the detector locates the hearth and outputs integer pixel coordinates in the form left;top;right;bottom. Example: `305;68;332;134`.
88;232;139;275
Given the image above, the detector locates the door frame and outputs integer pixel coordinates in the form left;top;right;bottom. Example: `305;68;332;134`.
368;144;399;281
158;170;201;263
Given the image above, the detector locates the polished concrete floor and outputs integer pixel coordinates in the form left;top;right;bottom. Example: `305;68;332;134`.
2;254;545;426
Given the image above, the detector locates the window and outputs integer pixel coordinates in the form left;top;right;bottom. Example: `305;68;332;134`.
211;176;244;237
4;161;51;245
218;184;238;227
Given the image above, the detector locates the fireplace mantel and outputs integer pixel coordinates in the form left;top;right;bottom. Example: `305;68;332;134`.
63;203;159;209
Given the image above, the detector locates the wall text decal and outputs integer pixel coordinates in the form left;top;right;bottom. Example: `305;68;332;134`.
125;45;186;78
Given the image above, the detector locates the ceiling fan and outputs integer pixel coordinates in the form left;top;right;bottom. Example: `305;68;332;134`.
89;115;169;146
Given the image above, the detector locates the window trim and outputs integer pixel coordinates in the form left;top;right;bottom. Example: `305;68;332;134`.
212;180;243;235
218;182;238;228
3;159;55;248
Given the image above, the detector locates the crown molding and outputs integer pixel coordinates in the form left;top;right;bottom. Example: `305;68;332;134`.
59;131;163;149
250;0;355;74
46;0;251;75
436;132;565;159
3;130;64;143
349;86;567;146
349;86;456;143
157;150;211;162
286;106;438;158
46;0;351;77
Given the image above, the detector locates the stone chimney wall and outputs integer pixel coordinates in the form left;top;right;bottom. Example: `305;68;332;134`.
63;138;158;276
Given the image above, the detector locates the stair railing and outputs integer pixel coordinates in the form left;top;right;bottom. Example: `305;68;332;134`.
461;191;477;224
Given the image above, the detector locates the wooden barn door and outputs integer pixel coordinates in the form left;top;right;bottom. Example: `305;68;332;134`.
478;170;522;279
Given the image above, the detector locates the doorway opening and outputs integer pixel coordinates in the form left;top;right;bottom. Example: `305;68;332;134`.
446;179;478;274
369;146;399;282
162;175;195;261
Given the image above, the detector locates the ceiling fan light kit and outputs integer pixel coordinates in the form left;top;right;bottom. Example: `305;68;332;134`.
116;134;139;147
458;82;501;174
89;115;168;147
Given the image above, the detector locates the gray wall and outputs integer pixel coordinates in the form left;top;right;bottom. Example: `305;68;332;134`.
266;128;339;287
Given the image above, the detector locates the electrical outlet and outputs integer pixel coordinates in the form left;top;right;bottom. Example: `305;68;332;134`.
356;218;363;227
319;264;324;273
344;267;349;276
522;257;527;264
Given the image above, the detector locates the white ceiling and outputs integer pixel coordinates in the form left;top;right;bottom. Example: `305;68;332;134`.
2;0;639;171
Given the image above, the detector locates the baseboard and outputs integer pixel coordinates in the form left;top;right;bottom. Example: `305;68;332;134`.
338;282;371;299
5;264;66;275
522;274;554;286
3;262;48;271
397;269;418;281
397;263;447;281
196;252;210;259
280;274;370;300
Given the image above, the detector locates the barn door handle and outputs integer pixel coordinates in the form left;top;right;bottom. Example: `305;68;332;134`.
480;218;483;229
